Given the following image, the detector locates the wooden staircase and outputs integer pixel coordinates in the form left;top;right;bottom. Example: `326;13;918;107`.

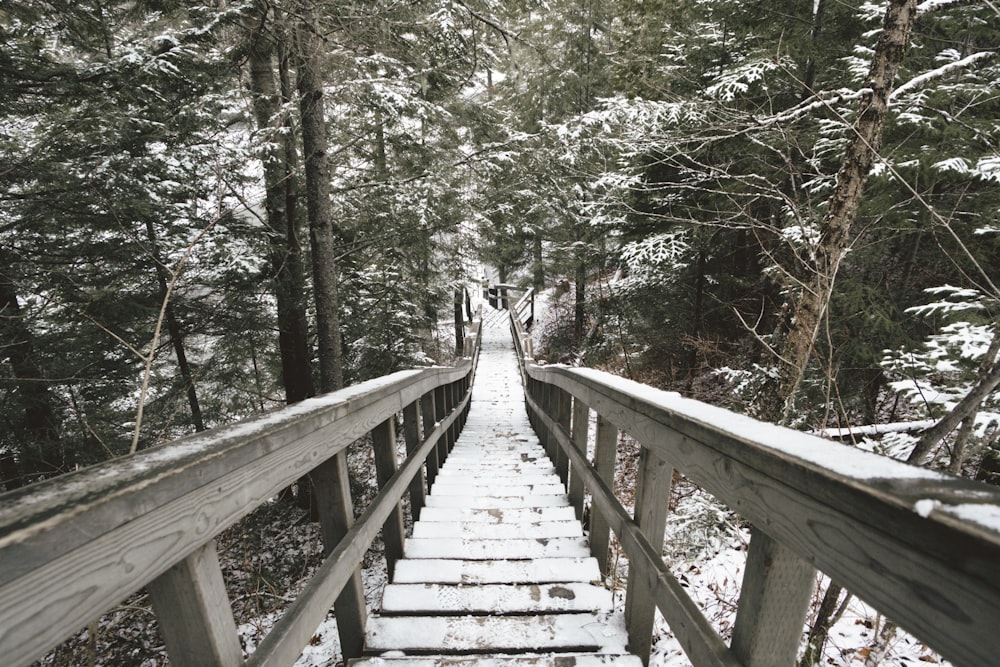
351;329;640;666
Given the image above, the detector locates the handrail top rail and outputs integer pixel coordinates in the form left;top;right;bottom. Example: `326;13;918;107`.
526;360;1000;568
0;360;471;568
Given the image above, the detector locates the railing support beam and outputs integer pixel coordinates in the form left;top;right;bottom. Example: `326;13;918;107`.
625;446;673;665
402;400;426;521
311;452;366;659
569;397;589;521
147;540;242;667
589;415;618;576
731;528;815;667
372;417;406;580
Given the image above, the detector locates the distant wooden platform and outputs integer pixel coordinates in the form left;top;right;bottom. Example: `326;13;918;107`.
351;326;640;667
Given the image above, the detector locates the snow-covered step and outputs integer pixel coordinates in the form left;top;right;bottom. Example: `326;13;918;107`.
404;536;591;560
435;467;558;478
364;613;628;654
380;583;613;615
392;557;602;585
428;483;566;496
423;494;570;509
350;654;643;667
416;506;577;524
412;520;583;539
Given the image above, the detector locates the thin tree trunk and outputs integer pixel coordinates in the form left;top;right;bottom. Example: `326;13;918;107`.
454;286;465;356
758;0;919;424
799;582;843;667
0;256;63;484
144;220;205;432
908;328;1000;466
296;9;344;393
533;234;545;290
247;6;314;404
574;261;586;342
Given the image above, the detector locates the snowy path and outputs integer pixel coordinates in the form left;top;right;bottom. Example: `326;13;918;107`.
353;320;639;666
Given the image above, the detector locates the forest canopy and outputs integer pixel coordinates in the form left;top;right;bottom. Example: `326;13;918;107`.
1;0;999;491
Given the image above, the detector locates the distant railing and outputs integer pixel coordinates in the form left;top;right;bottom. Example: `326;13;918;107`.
511;313;1000;667
0;320;481;667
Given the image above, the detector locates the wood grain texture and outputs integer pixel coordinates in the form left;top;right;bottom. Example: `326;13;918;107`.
730;528;814;667
402;401;426;521
146;540;242;667
528;364;1000;667
373;418;406;580
590;415;618;576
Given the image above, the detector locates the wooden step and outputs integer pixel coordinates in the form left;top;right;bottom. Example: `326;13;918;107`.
412;520;583;539
350;654;643;667
435;467;558;478
431;476;561;488
429;483;566;497
424;494;570;509
404;537;591;560
392;558;602;585
364;613;628;654
380;583;613;615
416;506;577;524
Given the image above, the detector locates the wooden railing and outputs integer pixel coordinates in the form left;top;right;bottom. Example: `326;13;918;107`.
511;314;1000;667
0;321;481;667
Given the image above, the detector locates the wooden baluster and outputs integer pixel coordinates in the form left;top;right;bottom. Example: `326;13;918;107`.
555;387;571;486
569;396;589;520
625;445;673;665
147;540;242;667
538;382;552;459
589;415;617;577
731;528;815;666
434;385;450;463
402;400;426;521
372;417;406;580
311;452;366;659
420;391;440;484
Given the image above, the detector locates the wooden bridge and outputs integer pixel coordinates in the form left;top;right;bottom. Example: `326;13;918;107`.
2;299;1000;667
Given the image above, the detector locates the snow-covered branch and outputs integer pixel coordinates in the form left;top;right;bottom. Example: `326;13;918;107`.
890;50;999;103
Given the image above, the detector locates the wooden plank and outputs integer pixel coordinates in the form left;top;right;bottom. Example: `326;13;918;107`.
380;582;612;615
392;557;602;585
570;397;589;521
555;387;571;485
435;467;558;477
424;494;571;509
364;613;628;654
372;417;406;580
412;520;584;539
404;536;591;560
529;364;1000;667
416;506;577;524
731;528;814;667
431;475;559;487
349;654;643;667
429;483;566;497
312;452;368;660
402;400;426;521
146;540;242;667
590;415;618;576
625;446;673;665
421;390;440;485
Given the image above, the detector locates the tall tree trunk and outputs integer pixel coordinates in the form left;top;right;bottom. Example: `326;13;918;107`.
757;0;919;424
574;260;586;342
247;5;314;404
454;286;465;356
0;256;63;485
296;9;344;393
144;220;205;432
532;234;545;290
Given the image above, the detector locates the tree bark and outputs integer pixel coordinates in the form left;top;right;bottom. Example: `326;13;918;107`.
574;260;586;342
757;0;919;424
247;5;314;404
454;286;465;356
296;8;344;393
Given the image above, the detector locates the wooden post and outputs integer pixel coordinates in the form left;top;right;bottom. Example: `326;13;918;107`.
147;540;242;667
569;396;589;521
434;385;450;463
420;392;440;485
402;400;426;521
311;453;366;659
538;383;552;459
590;415;617;576
555;387;571;486
372;417;406;579
625;446;673;665
731;528;815;666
